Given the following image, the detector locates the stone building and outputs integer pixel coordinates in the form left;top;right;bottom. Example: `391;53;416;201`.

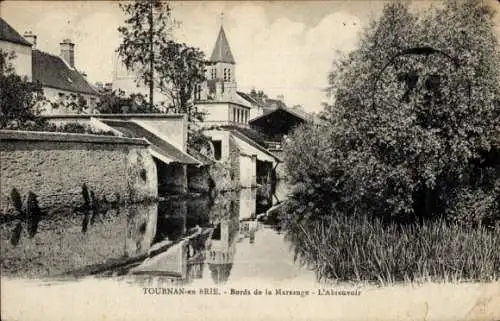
194;23;256;127
0;18;100;114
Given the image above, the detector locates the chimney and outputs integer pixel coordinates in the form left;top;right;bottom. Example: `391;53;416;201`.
60;38;75;68
23;31;37;49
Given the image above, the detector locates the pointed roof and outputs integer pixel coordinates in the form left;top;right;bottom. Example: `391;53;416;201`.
0;17;31;46
210;27;235;64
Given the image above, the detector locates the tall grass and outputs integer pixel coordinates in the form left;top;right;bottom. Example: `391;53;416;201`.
284;214;500;285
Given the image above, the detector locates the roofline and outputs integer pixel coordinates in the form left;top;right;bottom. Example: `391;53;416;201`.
99;118;201;165
0;37;32;47
0;17;32;46
229;129;282;163
195;100;251;109
236;92;260;106
41;113;186;120
32;49;100;96
248;106;311;124
40;84;100;96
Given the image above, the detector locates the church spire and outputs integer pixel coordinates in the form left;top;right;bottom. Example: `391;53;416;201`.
210;14;235;64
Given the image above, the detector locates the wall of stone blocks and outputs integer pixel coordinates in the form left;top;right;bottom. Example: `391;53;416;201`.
187;165;213;193
0;131;157;215
155;160;187;195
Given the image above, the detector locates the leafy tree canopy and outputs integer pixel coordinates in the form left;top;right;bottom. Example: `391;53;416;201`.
285;0;500;226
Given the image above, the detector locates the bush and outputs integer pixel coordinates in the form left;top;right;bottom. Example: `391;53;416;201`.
3;120;115;136
284;0;500;226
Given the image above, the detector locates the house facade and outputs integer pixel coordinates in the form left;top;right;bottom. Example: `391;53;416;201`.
0;18;100;115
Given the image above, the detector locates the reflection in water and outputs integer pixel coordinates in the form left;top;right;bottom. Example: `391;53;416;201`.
1;181;287;283
0;203;157;278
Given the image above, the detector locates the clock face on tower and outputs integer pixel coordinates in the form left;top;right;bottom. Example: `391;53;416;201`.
372;47;471;129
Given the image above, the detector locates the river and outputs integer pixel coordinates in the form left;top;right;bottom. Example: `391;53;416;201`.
0;181;317;286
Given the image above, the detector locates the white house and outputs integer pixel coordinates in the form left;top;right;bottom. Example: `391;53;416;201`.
0;17;100;114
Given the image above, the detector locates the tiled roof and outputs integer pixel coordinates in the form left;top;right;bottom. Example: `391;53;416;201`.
210;27;235;64
249;105;312;125
229;128;282;163
236;92;259;106
0;17;31;46
32;50;98;95
101;120;200;165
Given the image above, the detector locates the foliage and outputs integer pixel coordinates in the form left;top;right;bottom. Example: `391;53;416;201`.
0;49;45;128
188;128;213;153
284;0;500;225
117;0;174;108
284;213;500;284
155;41;207;121
95;88;159;114
249;88;269;100
117;0;207;122
48;92;92;114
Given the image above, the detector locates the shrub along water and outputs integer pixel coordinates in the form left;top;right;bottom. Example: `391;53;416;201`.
281;0;499;284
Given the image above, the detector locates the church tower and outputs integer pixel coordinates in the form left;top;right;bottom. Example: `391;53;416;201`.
199;15;237;102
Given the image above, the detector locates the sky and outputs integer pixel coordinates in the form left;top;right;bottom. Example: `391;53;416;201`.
1;0;499;113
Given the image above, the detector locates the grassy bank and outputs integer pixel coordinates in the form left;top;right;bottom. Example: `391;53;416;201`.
284;214;500;285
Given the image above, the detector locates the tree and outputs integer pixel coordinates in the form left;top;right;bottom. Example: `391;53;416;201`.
0;49;45;128
155;41;207;121
285;0;499;225
117;0;174;109
96;88;157;114
117;0;207;122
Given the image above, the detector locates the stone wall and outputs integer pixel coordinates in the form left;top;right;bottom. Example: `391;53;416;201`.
209;162;239;192
272;151;288;181
155;160;187;195
187;165;213;193
228;135;241;186
0;130;157;215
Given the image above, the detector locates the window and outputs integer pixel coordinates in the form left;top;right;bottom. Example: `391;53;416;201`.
211;68;216;79
228;69;231;81
223;68;227;81
233;108;236;122
213;140;222;161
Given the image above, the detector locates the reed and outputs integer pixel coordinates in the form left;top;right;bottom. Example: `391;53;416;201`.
285;214;500;285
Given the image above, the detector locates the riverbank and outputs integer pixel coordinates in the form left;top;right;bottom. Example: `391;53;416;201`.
1;277;499;321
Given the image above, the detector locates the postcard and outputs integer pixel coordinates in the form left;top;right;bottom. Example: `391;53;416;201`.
1;0;499;320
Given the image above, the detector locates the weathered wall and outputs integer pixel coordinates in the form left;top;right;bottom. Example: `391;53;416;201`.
228;135;241;187
0;40;32;81
0;130;157;215
40;87;98;115
239;154;257;188
197;103;230;125
187;165;213;193
273;151;288;181
209;162;239;192
42;114;187;152
155;160;187;195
